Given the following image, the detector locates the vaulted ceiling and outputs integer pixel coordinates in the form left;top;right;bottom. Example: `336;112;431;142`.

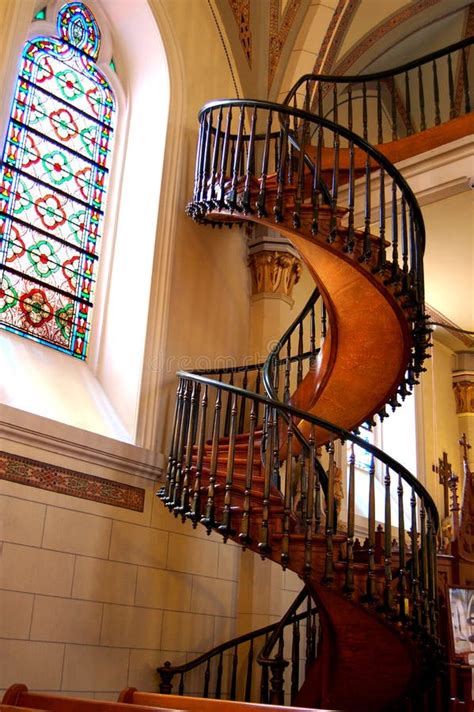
216;0;473;101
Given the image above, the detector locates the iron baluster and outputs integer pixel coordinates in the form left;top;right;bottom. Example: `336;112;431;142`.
409;206;418;301
427;510;438;637
283;341;291;404
321;301;327;339
448;53;455;119
311;121;323;236
189;384;208;526
365;456;376;603
178;673;184;696
224;372;234;437
323;440;335;586
314;438;322;534
362;80;368;141
193;115;205;202
201;387;222;532
310;303;316;364
297;321;304;385
419;500;430;632
201;111;213;203
398;475;407;620
418;65;426;131
410;487;421;627
255;369;261;425
383;467;393;612
432;59;441;125
281;422;293;569
400;194;409;295
218;392;238;540
238;369;248;434
287;139;294;186
209;107;223;204
274;114;289;222
242;107;257;213
347;83;353;132
230;645;238;700
405;71;413;135
332;81;338;124
462;47;471;113
170;380;191;510
239;398;257;547
260;633;269;703
329;130;339;243
215;651;223;699
177;380;199;518
345;137;355;252
376;79;383;143
293;116;307;229
161;380;183;502
272;407;280;489
361;152;372;261
375;166;386;273
391;76;397;140
203;659;211;698
291;619;300;702
227;106;245;211
245;639;254;702
344;443;355;597
258;407;274;557
304;432;316;579
389;180;400;283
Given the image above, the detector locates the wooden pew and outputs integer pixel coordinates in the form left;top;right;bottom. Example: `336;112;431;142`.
118;688;340;712
1;685;182;712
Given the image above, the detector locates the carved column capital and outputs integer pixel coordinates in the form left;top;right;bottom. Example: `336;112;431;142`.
248;250;301;301
453;381;474;414
247;230;302;304
452;353;474;415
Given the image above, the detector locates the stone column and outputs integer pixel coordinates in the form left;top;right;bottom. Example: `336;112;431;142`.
247;228;302;361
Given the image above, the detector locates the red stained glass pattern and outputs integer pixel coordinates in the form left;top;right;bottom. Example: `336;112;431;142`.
0;2;115;358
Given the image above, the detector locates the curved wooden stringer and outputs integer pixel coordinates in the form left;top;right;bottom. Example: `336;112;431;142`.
160;40;474;712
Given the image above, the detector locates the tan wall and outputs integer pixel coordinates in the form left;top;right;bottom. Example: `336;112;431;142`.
419;338;462;518
0;464;241;698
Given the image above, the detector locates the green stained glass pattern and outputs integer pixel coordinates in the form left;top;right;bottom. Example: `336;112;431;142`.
34;8;47;21
0;2;116;358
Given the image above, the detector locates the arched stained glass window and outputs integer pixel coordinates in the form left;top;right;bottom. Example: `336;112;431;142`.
0;2;116;359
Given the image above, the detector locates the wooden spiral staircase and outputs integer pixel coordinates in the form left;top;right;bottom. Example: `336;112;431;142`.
159;39;474;711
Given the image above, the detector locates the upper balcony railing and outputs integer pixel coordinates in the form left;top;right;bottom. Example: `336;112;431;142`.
284;37;473;149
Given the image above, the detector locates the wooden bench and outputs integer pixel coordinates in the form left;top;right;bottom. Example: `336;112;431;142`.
1;686;182;712
118;688;340;712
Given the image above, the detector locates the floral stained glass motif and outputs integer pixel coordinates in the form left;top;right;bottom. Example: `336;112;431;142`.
0;2;115;359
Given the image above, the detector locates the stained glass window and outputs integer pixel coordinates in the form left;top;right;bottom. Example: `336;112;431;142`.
0;2;116;359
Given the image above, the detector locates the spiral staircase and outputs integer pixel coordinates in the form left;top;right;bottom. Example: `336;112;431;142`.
158;39;474;711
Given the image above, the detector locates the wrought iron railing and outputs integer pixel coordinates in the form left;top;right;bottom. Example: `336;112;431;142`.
186;98;431;406
160;372;440;640
156;586;318;704
284;37;473;148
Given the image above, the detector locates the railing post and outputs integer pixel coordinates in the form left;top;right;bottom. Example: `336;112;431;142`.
269;657;289;706
157;661;175;695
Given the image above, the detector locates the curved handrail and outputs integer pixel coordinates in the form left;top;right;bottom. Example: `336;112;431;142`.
193;96;426;263
257;585;309;661
189;97;430;398
263;286;321;402
176;369;439;532
157;587;317;701
283;37;473;149
285;36;474;99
